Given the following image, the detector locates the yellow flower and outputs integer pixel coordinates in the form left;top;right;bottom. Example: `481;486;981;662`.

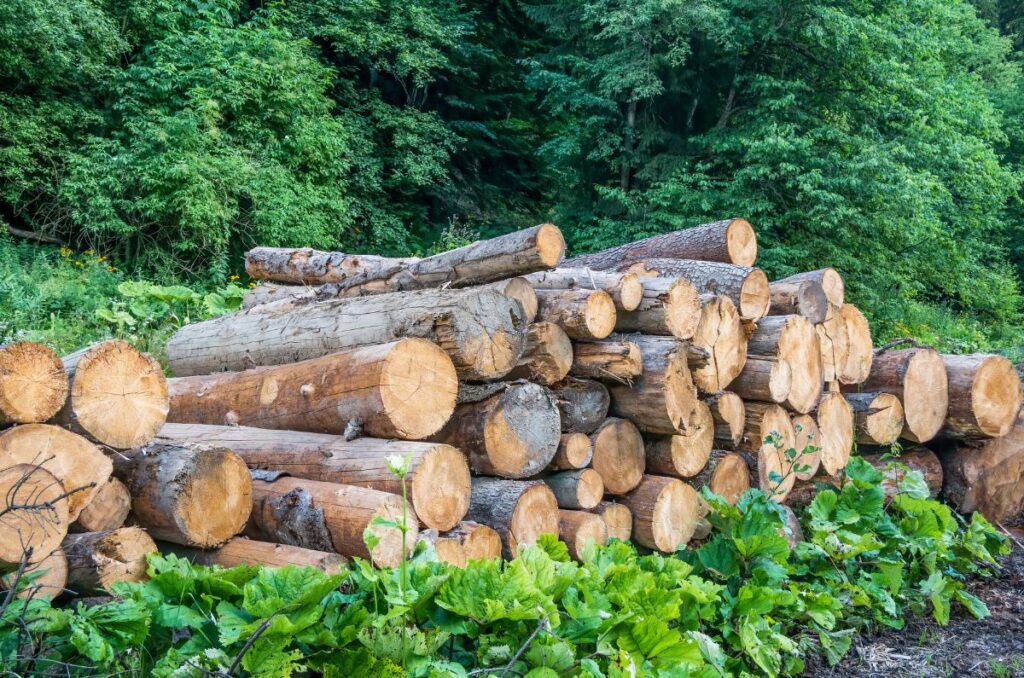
59;247;72;257
107;265;117;272
84;249;94;255
248;282;256;288
74;261;83;267
229;274;240;281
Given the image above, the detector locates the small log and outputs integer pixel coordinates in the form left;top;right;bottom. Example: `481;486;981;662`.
774;269;844;306
485;277;539;324
63;527;156;593
739;402;797;501
525;269;644;311
245;223;565;288
547;433;594;471
729;357;791;404
168;339;457;441
594;502;632;541
56;340;168;449
768;280;828;324
623;475;701;552
248;476;417;567
852;347;947;443
543;469;604;510
504;323;573;385
613;277;701;339
644;401;713;478
0;342;67;425
747;315;822;414
73;478;131;533
168;286;528;382
156;423;471;531
0;424;111;521
845;392;904;446
690;295;748;392
590;418;645;495
162;538;346;573
709;392;745;448
115;443;251;548
816;392;854;476
464;478;559;559
570;341;643;383
440;521;502;561
686;450;751;505
838;305;873;384
816;306;850;384
535;289;616;340
608;335;698;435
558;510;607;561
937;414;1024;522
1;548;67;600
0;465;69;567
550;378;611;434
790;414;822;480
623;259;770;321
563;218;757;268
418;530;467;567
942;354;1022;439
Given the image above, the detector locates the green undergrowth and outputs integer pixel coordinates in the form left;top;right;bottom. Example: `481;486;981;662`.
0;457;1009;677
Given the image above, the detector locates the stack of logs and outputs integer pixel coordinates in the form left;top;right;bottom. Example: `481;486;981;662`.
2;219;1023;601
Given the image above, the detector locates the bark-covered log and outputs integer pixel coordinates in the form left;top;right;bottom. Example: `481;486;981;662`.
504;323;573;385
0;342;67;425
570;341;643;383
816;392;854;476
547;433;593;471
851;347;947;443
816;306;850;384
767;280;829;324
167;286;528;382
63;527;156;592
535;289;617;340
937;415;1024;522
156;423;471;531
590;418;646;495
0;465;69;567
738;402;797;501
550;378;611;434
613;277;701;339
168;339;457;441
845;392;904;446
0;424;111;521
838;305;873;385
608;335;698;435
543;469;604;510
432;382;560;478
622;475;701;552
774;269;844;307
73;478;130;533
747;315;822;413
1;548;66;600
162;538;346;573
484;277;539;324
685;450;751;505
115;443;251;548
246;223;565;289
788;446;943;507
525;269;644;311
790;414;822;480
729;357;791;404
564;218;757;268
440;521;503;561
941;354;1022;439
709;392;745;448
464;478;559;559
623;259;770;321
644;401;713;478
55;340;168;449
558;509;607;561
594;502;632;542
690;295;748;392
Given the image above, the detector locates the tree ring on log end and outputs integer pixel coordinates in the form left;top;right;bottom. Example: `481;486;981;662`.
652;480;699;551
508;484;558;557
0;464;69;565
411;444;471;531
739;268;771;320
0;342;68;423
973;356;1023;437
726;218;758;267
380;338;458;439
535;223;567;268
710;454;750;505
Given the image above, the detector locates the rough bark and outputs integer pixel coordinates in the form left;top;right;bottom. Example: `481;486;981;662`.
558;509;607;561
570;341;643;383
62;527;156;593
543;468;604;510
729;357;791;404
167;286;528;382
690;295;748;392
608;335;698;435
746;315;822;414
613;277;701;339
709;392;745;448
590;418;646;495
790;414;822;480
838;305;873;384
0;342;67;425
768;280;829;324
845;392;904;446
644;401;713;478
774;269;844;306
463;478;559;559
162;538;346;573
623;259;770;320
525;269;644;311
550;378;611;434
594;502;633;542
73;478;130;533
738;402;797;501
685;450;751;505
816;392;854;476
937;414;1024;522
534;289;617;340
504;323;573;385
156;423;471;531
941;354;1022;439
547;433;594;471
622;475;701;552
851;347;947;443
0;464;69;567
564;218;757;268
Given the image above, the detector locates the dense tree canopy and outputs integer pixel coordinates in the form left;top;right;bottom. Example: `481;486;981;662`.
1;0;1023;349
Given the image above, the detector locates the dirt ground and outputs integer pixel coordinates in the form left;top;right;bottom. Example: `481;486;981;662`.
803;527;1024;677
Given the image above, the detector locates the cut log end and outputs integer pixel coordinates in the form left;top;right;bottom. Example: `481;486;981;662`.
559;510;607;561
618;273;644;311
494;277;539;324
903;349;949;442
663;279;702;339
584;290;617;339
838;305;872;384
820;268;845;306
726;218;758;267
508;484;560;557
596;502;632;541
0;342;68;424
379;339;460;439
64;527;156;592
817;393;854;475
549;433;594;471
591;418;645;495
484;383;561;478
791;414;822;480
768;280;829;324
536;223;567;267
848;392;904;446
74;478;131;533
1;548;67;599
709;453;751;505
692;295;747;392
570;341;643;383
625;475;700;552
944;354;1023;438
0;465;70;566
455;523;503;561
709;392;745;447
645;401;713;478
507;322;573;385
739;268;771;320
410;444;472;532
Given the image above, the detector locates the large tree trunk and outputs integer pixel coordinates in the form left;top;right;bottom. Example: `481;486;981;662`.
937;414;1024;523
845;392;904;446
0;342;67;425
837;305;873;385
941;354;1022;439
774;269;844;306
685;450;751;505
608;335;698;435
463;478;558;559
1;548;67;600
156;423;471;532
525;269;644;311
73;478;130;533
535;289;617;340
168;339;457;441
594;502;632;541
738;402;797;501
767;280;828;324
431;382;561;478
564;219;757;268
163;538;346;573
644;401;713;478
0;424;111;521
623;259;770;321
246;224;565;290
590;418;646;495
570;340;643;383
0;465;70;567
55;340;168;449
547;433;593;471
729;357;791;404
543;468;604;510
790;414;822;480
709;392;745;448
62;527;155;593
816;392;854;476
550;378;611;434
850;347;947;443
622;475;701;552
166;286;528;382
558;509;607;561
504;323;573;385
816;306;850;384
115;443;251;548
747;315;822;414
690;295;748;392
613;277;701;339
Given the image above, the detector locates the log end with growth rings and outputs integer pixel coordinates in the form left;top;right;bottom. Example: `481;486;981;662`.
0;464;70;566
174;447;253;548
596;502;632;542
410;444;471;532
967;355;1022;437
535;223;568;268
709;453;751;505
591;418;645;495
901;349;949;443
817;392;854;475
379;338;459;439
508;484;560;557
725;218;758;267
738;267;771;320
0;342;68;424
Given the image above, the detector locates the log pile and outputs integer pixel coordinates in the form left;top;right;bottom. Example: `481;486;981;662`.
3;218;1023;592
